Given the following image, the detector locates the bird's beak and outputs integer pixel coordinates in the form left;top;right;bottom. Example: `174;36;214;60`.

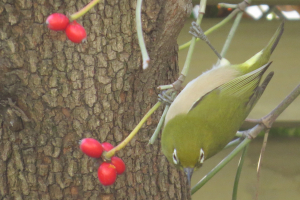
184;167;194;186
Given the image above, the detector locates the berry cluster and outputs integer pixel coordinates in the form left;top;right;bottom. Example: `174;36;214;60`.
80;138;126;186
46;13;86;43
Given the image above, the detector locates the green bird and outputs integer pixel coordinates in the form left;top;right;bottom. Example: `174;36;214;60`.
161;22;284;185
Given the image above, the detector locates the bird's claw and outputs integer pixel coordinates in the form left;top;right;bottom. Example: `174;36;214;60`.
158;90;175;105
189;21;222;60
189;21;208;42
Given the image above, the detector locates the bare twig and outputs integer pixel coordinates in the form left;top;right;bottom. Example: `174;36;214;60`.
232;144;249;200
136;0;150;70
181;0;207;77
192;82;300;194
255;128;270;200
217;0;250;63
262;83;300;129
148;105;169;144
192;137;252;194
245;118;262;123
179;8;240;51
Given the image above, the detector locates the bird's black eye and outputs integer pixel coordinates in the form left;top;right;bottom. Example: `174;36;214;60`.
173;149;179;165
199;148;205;164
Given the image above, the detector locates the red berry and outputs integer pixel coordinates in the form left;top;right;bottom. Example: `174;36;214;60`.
101;142;114;152
80;138;103;158
46;13;69;31
98;162;117;186
111;156;126;175
65;21;86;43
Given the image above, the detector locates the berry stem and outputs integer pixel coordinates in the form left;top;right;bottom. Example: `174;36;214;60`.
70;0;101;21
136;0;150;70
104;102;162;159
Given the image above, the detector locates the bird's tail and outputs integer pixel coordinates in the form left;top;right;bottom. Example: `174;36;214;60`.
263;21;284;55
235;22;284;74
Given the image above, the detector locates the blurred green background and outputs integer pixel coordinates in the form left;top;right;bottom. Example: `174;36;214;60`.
177;5;300;199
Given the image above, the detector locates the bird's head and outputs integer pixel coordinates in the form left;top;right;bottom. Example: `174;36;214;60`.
171;146;205;186
161;115;206;186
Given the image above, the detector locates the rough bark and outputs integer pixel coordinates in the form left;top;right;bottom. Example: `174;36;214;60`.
0;0;193;199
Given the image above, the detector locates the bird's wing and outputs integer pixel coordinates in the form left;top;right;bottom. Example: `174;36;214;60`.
164;66;239;124
190;62;272;112
245;71;274;112
218;62;271;97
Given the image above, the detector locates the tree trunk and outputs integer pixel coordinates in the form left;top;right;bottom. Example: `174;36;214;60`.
0;0;192;199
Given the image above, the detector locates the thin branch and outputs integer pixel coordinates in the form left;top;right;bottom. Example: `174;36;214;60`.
224;138;242;149
219;11;243;59
181;0;207;77
262;83;300;129
217;0;251;63
245;118;262;123
218;3;238;8
179;9;239;51
191;138;252;195
255;129;270;200
149;105;169;144
232;144;249;200
136;0;150;70
180;0;251;52
192;81;300;194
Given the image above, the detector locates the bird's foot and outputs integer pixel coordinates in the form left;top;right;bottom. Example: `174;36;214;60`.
189;21;207;41
189;21;222;60
158;90;176;105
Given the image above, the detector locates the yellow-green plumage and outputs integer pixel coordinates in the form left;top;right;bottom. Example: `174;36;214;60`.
161;22;284;176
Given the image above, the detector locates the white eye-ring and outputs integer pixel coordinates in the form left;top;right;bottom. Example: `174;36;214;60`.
173;149;179;165
199;148;205;164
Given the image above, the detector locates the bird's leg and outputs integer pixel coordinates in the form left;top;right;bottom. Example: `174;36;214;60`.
189;21;222;60
158;90;176;105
